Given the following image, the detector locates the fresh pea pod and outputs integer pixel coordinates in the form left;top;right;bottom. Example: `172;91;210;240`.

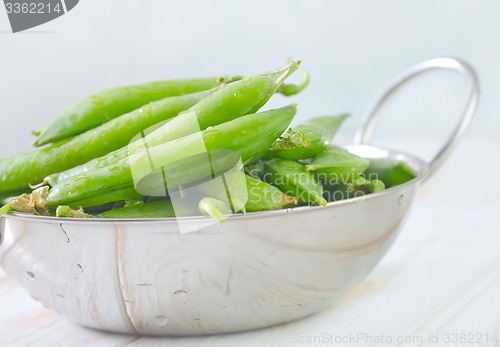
33;76;237;147
46;61;301;187
35;66;308;147
98;172;297;219
362;158;417;188
194;168;297;212
99;200;176;218
270;113;349;160
245;175;297;211
263;158;327;206
322;175;385;202
304;145;369;185
41;104;297;209
1;90;214;193
62;185;144;209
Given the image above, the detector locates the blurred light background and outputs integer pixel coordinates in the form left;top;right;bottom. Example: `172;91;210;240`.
0;0;497;162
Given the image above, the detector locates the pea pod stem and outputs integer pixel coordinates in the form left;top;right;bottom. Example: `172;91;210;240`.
277;69;310;96
0;203;14;218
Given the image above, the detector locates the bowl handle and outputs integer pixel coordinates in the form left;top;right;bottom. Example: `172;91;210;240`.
353;57;479;181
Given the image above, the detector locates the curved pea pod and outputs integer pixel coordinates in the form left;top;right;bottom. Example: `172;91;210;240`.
45;61;301;187
263;158;327;206
362;158;417;188
62;184;144;209
245;175;297;211
33;76;239;147
138;60;301;148
322;175;385;202
42;104;297;208
304;145;369;185
270;113;349;160
1;90;214;193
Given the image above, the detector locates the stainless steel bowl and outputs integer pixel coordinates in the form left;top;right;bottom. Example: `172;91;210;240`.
0;58;478;336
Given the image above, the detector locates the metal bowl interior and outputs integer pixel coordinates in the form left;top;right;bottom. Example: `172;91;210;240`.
0;145;428;336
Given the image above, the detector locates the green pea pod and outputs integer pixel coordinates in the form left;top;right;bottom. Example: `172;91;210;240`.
323;175;385;202
42;104;296;209
270;113;349;160
99;200;176;218
33;76;236;147
95;175;297;218
263;158;327;206
63;185;144;209
304;146;369;185
245;175;297;211
362;158;417;188
35;66;308;147
193;166;297;212
1;90;214;193
46;61;301;187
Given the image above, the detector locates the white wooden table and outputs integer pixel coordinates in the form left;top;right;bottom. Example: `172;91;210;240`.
0;138;498;347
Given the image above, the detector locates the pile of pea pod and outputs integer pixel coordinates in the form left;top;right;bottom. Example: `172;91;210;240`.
0;60;417;224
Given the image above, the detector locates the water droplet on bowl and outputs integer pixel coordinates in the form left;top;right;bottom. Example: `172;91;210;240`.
26;271;35;281
74;264;83;279
398;194;404;205
56;293;65;301
173;289;188;297
155;315;168;326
